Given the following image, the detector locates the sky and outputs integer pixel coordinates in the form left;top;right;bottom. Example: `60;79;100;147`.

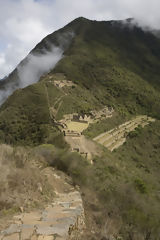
0;0;160;79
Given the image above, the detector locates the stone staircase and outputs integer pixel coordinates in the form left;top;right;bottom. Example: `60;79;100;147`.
0;170;85;240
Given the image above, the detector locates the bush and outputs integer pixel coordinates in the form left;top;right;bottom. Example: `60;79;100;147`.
134;178;148;194
128;125;142;138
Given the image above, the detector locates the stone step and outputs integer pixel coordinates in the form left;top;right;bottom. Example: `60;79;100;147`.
0;190;85;240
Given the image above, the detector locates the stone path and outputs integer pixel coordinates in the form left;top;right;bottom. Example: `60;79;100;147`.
0;170;85;240
93;115;155;151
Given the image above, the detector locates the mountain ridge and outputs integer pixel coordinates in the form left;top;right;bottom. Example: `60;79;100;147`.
1;17;160;94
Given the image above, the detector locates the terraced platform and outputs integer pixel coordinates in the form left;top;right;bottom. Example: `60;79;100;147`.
93;115;155;151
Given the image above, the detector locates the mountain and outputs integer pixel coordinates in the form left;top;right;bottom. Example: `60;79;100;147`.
0;17;160;239
0;17;160;145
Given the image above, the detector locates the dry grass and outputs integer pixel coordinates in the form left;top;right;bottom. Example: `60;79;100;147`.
0;144;55;218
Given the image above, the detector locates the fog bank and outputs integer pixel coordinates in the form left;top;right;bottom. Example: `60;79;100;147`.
17;46;63;88
0;45;63;105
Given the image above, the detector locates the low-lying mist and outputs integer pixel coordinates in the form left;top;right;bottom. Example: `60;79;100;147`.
0;46;63;105
17;46;63;88
0;31;74;105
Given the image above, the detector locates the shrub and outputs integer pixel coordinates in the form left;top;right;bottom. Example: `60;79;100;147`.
134;178;148;194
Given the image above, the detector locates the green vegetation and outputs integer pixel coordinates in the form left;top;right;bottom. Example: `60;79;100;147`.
83;112;128;138
0;74;102;145
128;125;143;138
0;17;160;239
0;81;67;147
54;18;160;119
1;18;160;146
36;122;160;239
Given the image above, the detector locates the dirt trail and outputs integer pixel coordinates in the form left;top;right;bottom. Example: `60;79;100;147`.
50;97;63;119
0;168;85;240
44;82;67;119
93;115;155;151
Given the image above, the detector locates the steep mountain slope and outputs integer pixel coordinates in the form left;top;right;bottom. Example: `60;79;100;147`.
0;17;160;240
0;17;160;146
54;18;160;117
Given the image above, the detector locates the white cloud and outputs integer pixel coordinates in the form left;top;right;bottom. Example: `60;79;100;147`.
0;45;64;105
0;0;160;79
17;46;63;88
0;0;53;79
5;18;49;43
0;30;74;105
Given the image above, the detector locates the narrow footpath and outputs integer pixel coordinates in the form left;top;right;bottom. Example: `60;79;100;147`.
0;168;85;240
